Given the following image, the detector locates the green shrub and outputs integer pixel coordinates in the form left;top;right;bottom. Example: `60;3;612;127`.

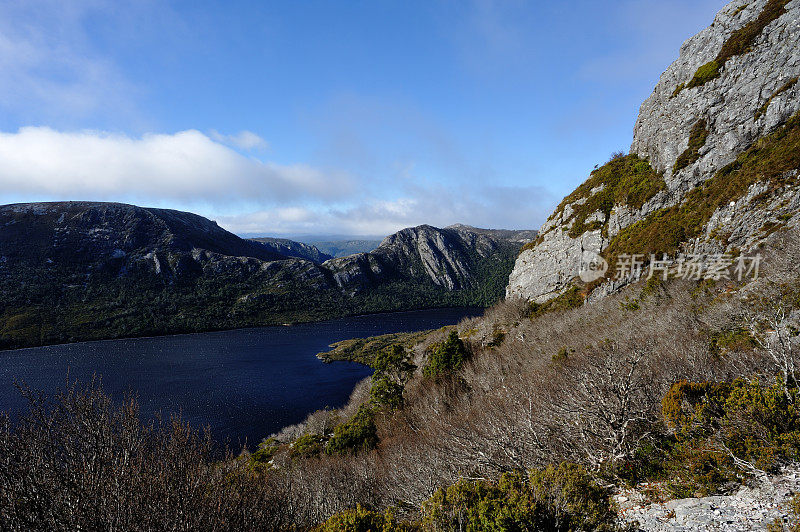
290;433;327;458
527;285;585;318
657;377;800;497
250;437;279;465
673;119;710;174
325;405;378;455
423;331;469;379
709;328;756;354
720;377;800;470
661;380;730;434
369;375;404;410
373;344;416;381
421;464;618;532
546;155;664;239
530;463;618;531
315;504;419;532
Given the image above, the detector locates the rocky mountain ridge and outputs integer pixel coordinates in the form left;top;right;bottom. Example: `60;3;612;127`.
324;224;534;292
0;201;534;349
507;0;800;303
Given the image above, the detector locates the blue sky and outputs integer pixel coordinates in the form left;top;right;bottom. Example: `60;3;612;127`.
0;0;726;237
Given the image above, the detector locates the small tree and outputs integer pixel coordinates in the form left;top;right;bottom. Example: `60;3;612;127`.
423;331;469;379
750;304;799;401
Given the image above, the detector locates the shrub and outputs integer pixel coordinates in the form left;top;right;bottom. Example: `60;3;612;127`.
658;376;800;498
369;375;405;410
325;405;378;455
709;328;756;354
545;155;664;239
420;464;619;532
315;505;419;532
250;437;279;465
423;331;469;379
373;344;416;382
530;463;618;531
527;285;585;318
291;433;327;458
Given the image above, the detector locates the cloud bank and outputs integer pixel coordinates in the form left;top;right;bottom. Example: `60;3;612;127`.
0;127;352;204
0;126;553;237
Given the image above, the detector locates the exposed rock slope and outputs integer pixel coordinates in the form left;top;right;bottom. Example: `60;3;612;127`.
325;224;532;292
508;0;800;303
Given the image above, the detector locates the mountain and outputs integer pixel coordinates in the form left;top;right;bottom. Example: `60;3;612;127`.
0;201;286;269
309;240;382;258
321;224;532;293
446;224;539;245
249;237;333;263
507;0;800;303
0;202;535;349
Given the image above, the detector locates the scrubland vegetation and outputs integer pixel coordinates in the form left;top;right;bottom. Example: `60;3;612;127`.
3;222;800;530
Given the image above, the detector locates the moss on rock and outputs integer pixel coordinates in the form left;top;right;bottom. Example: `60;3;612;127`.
673;119;710;174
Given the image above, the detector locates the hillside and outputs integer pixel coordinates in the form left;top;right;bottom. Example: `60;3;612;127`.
0;202;534;349
249;236;333;263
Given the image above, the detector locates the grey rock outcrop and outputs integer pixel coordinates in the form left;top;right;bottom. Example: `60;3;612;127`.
618;465;800;531
507;0;800;303
632;0;800;184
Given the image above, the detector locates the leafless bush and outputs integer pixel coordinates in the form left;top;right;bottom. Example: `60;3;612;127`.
0;380;290;531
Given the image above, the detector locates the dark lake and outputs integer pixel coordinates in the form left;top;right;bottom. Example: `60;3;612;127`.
0;307;480;448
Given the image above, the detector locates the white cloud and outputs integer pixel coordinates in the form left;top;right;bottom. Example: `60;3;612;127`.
215;184;552;237
0;127;353;204
209;130;270;151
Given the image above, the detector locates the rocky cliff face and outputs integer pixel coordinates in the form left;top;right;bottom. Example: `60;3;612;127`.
508;0;800;303
324;224;532;292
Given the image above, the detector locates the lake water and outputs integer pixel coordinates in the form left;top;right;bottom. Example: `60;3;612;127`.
0;307;480;448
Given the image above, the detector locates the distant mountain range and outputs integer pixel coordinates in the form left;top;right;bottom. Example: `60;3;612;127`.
307;240;381;258
0;202;536;349
249;237;333;263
